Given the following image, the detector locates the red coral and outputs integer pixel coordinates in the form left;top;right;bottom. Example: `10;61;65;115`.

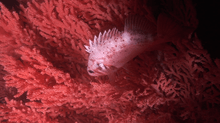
0;0;220;123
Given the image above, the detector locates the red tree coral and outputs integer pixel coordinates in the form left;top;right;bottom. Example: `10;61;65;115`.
0;0;220;123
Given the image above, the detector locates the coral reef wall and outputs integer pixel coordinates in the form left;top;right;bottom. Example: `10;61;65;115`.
0;0;220;122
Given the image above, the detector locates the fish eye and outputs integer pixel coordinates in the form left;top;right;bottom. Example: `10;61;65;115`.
88;70;94;73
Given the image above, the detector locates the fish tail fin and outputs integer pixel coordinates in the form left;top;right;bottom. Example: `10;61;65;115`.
124;15;157;34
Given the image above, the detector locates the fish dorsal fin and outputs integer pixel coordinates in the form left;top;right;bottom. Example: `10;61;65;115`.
84;28;121;53
124;15;156;34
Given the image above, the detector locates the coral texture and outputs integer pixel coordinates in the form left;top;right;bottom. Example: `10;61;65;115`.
0;0;219;123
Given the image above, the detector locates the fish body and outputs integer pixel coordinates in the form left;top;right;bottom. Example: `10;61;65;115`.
85;15;157;76
85;14;192;76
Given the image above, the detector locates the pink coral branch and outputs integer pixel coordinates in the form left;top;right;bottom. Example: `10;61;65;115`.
0;0;220;122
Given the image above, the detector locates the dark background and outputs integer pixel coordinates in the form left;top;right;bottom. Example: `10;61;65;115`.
195;0;220;59
0;0;220;59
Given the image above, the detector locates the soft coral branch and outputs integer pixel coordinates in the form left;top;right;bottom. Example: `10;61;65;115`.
0;0;220;122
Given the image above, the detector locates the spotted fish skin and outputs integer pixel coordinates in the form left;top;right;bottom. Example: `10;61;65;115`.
85;13;194;77
84;15;158;76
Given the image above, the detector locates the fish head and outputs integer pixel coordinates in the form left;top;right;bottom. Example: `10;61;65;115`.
87;57;117;76
85;27;122;76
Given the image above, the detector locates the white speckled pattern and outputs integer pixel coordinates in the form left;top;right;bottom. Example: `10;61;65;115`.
85;15;157;76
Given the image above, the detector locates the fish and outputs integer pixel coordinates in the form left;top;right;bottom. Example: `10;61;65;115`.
84;13;192;77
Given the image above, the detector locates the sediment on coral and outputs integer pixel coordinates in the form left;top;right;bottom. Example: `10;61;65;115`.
0;0;220;123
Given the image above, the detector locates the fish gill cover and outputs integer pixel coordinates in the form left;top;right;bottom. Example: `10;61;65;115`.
0;0;220;123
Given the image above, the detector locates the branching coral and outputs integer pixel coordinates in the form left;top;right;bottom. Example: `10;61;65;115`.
0;0;220;123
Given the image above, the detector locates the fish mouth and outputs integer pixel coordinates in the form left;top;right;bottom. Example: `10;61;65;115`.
87;68;108;76
87;65;118;76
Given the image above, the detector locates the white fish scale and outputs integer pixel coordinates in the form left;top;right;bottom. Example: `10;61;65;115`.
93;35;125;56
